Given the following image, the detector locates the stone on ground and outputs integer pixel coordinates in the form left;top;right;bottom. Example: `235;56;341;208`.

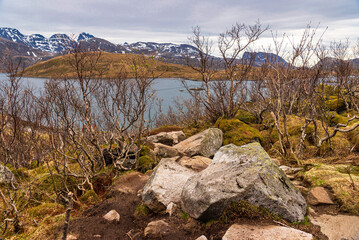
310;214;359;240
153;143;180;158
142;158;196;212
66;234;78;240
147;131;186;146
307;187;334;205
173;128;223;157
103;209;120;222
181;143;307;222
222;224;313;240
144;220;172;238
196;235;208;240
0;164;16;184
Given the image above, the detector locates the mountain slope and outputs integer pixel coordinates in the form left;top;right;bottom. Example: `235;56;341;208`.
22;52;200;79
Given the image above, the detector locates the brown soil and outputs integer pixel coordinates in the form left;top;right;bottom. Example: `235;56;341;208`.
64;171;329;240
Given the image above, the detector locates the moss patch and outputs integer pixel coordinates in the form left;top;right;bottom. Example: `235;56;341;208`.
138;156;156;173
28;202;65;220
304;164;359;214
215;118;263;146
80;189;100;205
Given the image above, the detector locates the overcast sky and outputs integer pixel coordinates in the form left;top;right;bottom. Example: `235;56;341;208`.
0;0;358;46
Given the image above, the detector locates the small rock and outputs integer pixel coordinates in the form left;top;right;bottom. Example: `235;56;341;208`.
147;131;186;146
166;202;177;216
307;187;334;205
153;143;180;158
144;220;172;238
222;224;313;240
66;235;78;240
103;209;120;222
195;235;208;240
279;165;302;174
177;155;212;171
93;235;101;238
0;164;16;184
310;214;359;240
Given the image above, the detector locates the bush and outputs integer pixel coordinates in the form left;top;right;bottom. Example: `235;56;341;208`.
138;156;156;173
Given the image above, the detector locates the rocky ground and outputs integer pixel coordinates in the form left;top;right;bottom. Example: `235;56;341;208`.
63;128;359;240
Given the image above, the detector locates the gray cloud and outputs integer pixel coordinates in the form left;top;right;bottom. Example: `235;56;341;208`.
0;0;358;45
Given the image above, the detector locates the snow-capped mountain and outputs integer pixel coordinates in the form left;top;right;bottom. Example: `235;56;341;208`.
0;27;94;53
0;27;200;65
242;52;288;67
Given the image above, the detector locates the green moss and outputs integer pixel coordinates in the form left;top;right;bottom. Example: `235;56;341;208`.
138;155;156;173
135;203;150;217
140;145;151;156
326;95;346;112
181;211;190;220
235;109;257;124
11;167;30;182
13;214;65;240
80;189;100;205
220;201;282;223
304;164;359;214
183;120;212;137
328;112;348;126
216;118;263;146
28;203;65;220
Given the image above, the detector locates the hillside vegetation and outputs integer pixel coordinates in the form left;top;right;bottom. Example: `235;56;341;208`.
23;52;202;79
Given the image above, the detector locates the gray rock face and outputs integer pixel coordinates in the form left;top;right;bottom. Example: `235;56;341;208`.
147;131;186;146
173;128;223;157
0;164;15;184
222;224;313;240
181;143;307;222
144;220;172;238
142;158;196;212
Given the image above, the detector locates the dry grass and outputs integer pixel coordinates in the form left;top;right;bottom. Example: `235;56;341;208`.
22;52;203;80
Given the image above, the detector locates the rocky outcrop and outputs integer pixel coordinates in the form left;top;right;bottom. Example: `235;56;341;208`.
147;131;186;146
222;224;313;240
173;128;223;157
181;143;307;222
177;156;212;171
0;164;16;184
141;158;196;212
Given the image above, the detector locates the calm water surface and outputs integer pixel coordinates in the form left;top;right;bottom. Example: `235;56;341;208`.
0;73;201;113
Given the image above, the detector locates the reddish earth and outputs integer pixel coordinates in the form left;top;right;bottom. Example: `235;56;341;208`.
65;171;328;240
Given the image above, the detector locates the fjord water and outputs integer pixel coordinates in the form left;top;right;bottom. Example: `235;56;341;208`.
0;73;201;113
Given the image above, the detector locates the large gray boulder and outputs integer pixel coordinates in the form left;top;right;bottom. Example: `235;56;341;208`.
0;164;16;184
181;143;307;222
173;128;223;157
147;131;186;146
142;158;196;212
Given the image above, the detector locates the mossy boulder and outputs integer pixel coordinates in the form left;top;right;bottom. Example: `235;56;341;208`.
181;143;307;222
216;118;263;146
304;164;359;214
